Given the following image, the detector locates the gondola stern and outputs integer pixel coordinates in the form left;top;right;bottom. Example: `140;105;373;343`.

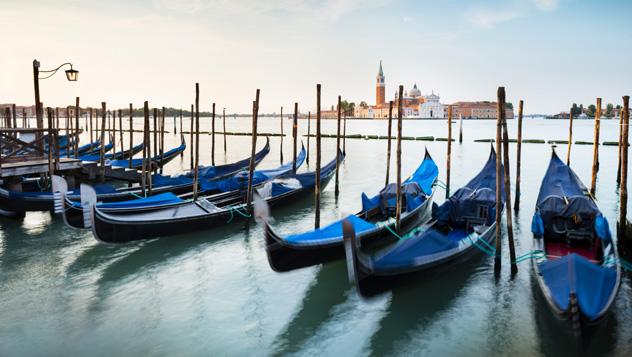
342;219;372;297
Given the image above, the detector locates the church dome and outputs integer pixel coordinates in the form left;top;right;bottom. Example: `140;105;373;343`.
409;83;421;98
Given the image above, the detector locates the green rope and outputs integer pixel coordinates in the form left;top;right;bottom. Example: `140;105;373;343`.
129;192;144;199
466;235;496;257
383;224;404;240
226;205;251;223
512;249;545;264
603;256;632;271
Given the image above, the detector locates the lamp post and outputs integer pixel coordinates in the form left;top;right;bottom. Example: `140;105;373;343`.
32;59;78;130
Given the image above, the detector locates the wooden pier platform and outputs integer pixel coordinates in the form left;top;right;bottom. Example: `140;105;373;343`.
0;157;82;178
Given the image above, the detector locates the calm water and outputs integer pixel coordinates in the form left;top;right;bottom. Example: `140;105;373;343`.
1;117;631;356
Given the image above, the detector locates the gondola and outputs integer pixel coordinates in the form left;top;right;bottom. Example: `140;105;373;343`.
55;144;306;229
79;142;144;161
57;139;101;157
531;150;620;337
344;148;503;297
80;141;114;156
260;149;438;272
106;135;186;170
87;150;343;243
0;138;270;213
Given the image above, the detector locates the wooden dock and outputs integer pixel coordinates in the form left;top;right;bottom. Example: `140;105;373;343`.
0;157;81;178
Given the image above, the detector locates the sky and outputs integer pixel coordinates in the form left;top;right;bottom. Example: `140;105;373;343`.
0;0;630;114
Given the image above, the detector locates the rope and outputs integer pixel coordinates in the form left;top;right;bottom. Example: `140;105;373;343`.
603;256;632;272
434;180;447;190
227;205;251;223
466;234;496;257
129;192;144;199
513;250;545;264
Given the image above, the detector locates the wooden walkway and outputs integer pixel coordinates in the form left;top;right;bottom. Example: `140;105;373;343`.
0;158;81;177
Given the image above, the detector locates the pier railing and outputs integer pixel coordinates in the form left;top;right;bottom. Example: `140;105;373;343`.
0;128;60;177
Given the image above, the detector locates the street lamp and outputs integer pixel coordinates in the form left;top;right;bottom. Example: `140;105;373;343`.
32;59;79;129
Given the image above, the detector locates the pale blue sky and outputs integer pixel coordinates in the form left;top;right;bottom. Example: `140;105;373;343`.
0;0;630;114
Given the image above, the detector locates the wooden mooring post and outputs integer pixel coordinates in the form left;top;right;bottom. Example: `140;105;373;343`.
315;85;322;229
12;104;16;130
129;104;133;169
180;109;184;158
190;104;194;169
118;109;123;156
385;101;393;186
293;102;298;173
246;89;260;223
567;108;574;166
211;102;216;166
459;114;463;143
74;97;80;157
618;96;629;237
222;107;227;154
55;107;59;134
89;107;93;144
514;100;523;211
46;107;54;179
99;102;107;182
335;96;341;197
446;105;452;198
500;91;517;274
280;106;284;164
590;98;602;195
147;106;153;195
112;108;117;155
153;108;158;165
396;86;403;232
160;107;165;174
141;102;149;196
494;88;503;272
193;85;201;200
618;108;624;184
343;113;347;155
307;111;311;165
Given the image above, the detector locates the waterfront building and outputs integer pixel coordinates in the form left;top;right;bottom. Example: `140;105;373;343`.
451;101;514;119
418;92;445;118
354;62;429;119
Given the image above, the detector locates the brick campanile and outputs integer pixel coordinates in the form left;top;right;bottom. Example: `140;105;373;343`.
376;60;385;106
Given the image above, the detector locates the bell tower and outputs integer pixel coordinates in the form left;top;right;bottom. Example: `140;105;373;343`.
376;60;385;106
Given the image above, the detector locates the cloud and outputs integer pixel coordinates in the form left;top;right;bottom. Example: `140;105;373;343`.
468;0;561;28
468;9;522;28
153;0;205;14
533;0;559;11
153;0;389;21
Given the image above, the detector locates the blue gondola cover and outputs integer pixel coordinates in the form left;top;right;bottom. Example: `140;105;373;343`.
539;253;617;320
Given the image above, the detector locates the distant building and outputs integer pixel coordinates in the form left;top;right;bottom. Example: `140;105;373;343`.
451;101;514;119
354;61;428;119
418;92;445;118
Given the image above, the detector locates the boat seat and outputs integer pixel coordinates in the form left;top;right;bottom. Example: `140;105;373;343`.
195;199;221;213
463;216;486;232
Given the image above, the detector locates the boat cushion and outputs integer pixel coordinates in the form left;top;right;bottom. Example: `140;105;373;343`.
284;214;375;244
539;253;617;321
372;228;466;269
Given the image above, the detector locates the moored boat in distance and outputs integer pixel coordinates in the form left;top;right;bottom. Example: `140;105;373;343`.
531;150;620;337
86;150;343;243
54;143;305;229
0;137;270;213
344;148;503;297
260;149;438;272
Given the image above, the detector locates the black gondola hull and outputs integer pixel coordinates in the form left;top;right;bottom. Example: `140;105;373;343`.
93;172;337;243
264;195;434;272
348;223;497;298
